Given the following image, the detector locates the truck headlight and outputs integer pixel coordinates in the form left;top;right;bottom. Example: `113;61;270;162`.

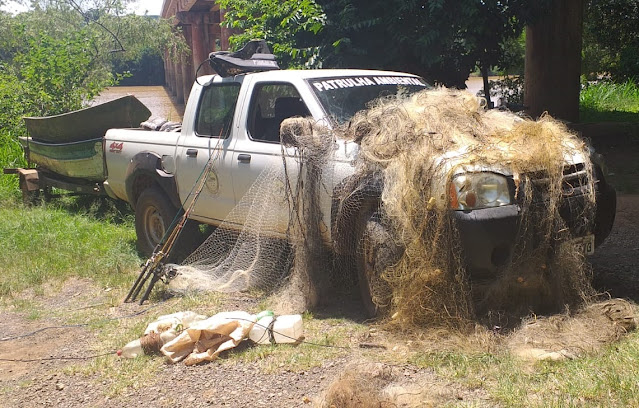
449;172;512;210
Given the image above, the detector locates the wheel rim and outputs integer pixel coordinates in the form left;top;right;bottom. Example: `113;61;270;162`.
142;205;165;249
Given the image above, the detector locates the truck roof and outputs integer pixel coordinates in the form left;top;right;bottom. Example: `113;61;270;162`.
198;68;423;83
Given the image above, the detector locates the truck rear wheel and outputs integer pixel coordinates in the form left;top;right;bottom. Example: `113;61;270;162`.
135;186;178;257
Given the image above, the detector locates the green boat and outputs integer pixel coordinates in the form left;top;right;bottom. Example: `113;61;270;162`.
23;95;151;143
18;137;105;181
19;95;151;181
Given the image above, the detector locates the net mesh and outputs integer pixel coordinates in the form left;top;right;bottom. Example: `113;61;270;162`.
167;87;597;327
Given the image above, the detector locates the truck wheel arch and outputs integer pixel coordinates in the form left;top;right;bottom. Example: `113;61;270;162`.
332;172;401;316
125;152;181;210
331;172;384;256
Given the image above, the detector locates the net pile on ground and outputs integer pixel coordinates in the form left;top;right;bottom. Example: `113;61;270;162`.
168;87;597;327
508;298;637;360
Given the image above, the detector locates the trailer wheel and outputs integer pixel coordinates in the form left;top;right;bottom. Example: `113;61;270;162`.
135;186;178;257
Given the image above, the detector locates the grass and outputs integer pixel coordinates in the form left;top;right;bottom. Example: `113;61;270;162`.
580;80;639;123
575;79;639;193
0;198;140;297
0;130;26;201
403;330;639;407
1;198;639;406
227;313;365;372
2;188;638;406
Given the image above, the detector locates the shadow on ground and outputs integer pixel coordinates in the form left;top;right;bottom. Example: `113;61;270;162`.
590;195;639;303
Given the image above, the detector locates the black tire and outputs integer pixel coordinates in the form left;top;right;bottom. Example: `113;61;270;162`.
594;184;616;247
135;186;179;257
355;213;400;318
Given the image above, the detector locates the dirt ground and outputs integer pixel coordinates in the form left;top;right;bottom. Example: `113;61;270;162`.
0;195;637;407
590;195;639;301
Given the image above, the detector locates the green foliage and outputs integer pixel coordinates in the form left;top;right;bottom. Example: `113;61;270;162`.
315;0;551;87
583;0;639;81
15;29;110;115
0;17;112;196
218;0;326;68
102;12;190;79
219;0;550;86
477;76;525;107
499;31;526;76
0;2;185;197
110;46;165;86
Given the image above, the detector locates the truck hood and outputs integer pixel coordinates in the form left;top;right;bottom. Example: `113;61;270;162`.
442;136;589;178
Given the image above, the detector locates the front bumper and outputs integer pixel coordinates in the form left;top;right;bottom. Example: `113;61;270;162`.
452;170;616;278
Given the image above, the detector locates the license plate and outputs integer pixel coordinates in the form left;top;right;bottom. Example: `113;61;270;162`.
563;234;595;255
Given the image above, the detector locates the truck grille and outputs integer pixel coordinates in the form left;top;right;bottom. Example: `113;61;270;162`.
561;163;590;195
520;163;594;237
523;163;591;202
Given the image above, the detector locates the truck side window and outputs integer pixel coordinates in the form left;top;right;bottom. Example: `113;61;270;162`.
248;83;310;143
195;83;241;138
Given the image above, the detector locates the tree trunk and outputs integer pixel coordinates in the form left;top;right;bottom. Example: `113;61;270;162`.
524;0;584;122
481;64;493;109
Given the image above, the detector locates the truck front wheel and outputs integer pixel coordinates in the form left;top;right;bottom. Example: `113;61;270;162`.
356;215;400;318
135;186;178;257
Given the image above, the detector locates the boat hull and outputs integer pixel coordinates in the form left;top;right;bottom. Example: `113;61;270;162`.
23;95;151;143
19;137;105;181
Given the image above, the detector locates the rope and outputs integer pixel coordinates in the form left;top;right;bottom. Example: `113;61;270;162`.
232;317;351;349
0;301;166;342
140;332;163;355
0;314;363;364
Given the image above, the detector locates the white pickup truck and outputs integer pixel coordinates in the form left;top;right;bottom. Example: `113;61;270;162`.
104;63;614;292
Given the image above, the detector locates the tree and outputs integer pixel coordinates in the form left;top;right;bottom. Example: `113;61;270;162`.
0;0;186;194
220;0;549;99
20;0;187;85
218;0;326;68
318;1;550;95
583;0;639;81
525;0;584;122
0;0;186;114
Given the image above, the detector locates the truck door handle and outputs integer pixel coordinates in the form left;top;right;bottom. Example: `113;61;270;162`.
186;149;198;157
237;154;251;163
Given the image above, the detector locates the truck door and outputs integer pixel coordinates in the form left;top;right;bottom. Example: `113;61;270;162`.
231;82;310;232
175;81;241;224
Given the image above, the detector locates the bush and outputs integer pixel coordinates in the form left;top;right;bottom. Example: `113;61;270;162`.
476;76;525;109
0;27;113;198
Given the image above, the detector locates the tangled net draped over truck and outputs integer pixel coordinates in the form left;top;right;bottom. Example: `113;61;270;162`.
169;88;597;327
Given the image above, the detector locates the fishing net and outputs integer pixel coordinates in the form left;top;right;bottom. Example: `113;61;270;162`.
168;118;338;313
167;87;597;326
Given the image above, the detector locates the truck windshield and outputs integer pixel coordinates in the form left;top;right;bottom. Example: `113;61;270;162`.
307;75;430;124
